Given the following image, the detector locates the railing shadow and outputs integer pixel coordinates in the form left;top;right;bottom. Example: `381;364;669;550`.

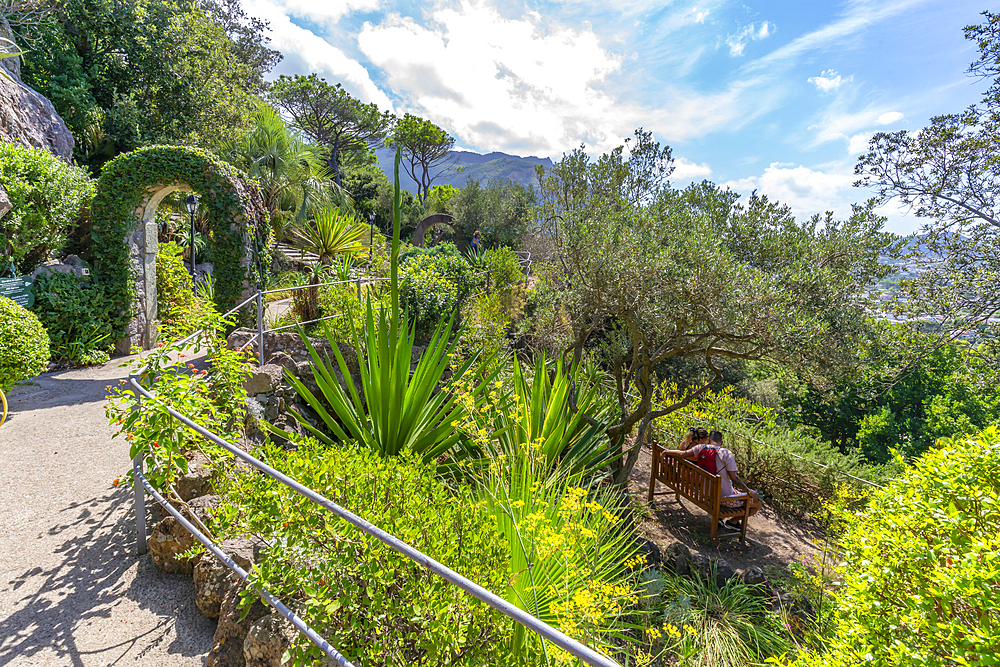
0;486;213;666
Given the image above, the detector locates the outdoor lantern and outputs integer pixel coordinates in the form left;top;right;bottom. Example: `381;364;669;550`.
186;194;199;295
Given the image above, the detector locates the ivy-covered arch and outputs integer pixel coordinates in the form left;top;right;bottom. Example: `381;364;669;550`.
90;146;270;352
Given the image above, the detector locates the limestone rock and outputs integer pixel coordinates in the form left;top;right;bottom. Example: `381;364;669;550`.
662;542;690;577
244;612;297;667
176;452;214;501
193;555;237;619
31;259;90;279
0;18;20;82
0;182;10;221
207;580;271;667
0;43;74;160
149;514;196;574
243;364;285;396
187;494;221;526
265;351;297;377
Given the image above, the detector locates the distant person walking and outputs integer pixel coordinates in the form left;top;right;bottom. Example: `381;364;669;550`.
470;230;483;253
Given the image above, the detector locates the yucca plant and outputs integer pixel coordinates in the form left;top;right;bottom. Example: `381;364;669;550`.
289;207;367;266
472;355;616;479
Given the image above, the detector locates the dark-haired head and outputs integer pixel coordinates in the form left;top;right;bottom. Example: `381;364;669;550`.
709;430;723;445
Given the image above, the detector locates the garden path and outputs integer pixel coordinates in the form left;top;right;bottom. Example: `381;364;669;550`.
0;358;214;666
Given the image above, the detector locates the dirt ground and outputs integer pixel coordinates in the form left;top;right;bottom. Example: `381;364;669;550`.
626;442;822;574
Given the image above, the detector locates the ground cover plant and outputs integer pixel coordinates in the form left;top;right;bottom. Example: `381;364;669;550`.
32;272;115;365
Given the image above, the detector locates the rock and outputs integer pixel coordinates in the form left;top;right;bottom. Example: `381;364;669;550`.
148;514;196;574
227;328;361;395
62;254;84;267
244;364;285;396
207;580;271;667
244;612;297;667
0;19;74;161
265;351;297;377
636;538;661;568
0;182;10;221
193;537;263;619
187;494;221;526
0;18;20;82
662;542;690;577
31;260;90;279
193;555;237;619
743;565;768;588
689;553;712;582
176;452;214;501
714;558;737;588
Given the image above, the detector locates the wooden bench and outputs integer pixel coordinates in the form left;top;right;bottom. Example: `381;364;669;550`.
647;440;752;541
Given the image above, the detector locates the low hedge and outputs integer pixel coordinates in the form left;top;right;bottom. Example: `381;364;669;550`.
0;296;50;391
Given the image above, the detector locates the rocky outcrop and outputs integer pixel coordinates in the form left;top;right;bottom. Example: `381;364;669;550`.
0;182;10;220
193;537;261;619
31;256;91;279
243;612;297;667
0;18;73;161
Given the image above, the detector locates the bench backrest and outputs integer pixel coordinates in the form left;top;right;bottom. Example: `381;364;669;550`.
651;442;721;513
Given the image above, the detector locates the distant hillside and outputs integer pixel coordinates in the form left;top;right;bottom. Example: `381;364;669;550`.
374;148;551;194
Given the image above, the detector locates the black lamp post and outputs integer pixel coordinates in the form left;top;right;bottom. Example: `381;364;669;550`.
185;194;199;296
369;209;374;264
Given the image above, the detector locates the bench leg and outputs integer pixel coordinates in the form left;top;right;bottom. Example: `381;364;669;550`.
710;513;718;539
647;446;657;503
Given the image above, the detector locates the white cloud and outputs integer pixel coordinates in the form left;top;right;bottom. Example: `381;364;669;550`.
359;1;631;155
273;0;379;25
692;7;710;23
723;162;855;218
672;157;713;180
848;132;872;155
876;111;904;125
245;0;393;110
725;21;774;57
808;69;851;92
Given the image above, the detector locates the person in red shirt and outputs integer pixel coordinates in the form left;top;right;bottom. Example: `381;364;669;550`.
662;429;762;531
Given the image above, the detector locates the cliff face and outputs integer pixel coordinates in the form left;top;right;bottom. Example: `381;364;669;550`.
0;18;74;162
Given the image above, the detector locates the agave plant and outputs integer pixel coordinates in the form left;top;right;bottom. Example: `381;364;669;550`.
288;207;367;266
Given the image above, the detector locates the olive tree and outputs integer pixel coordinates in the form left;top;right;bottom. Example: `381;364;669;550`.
536;129;897;483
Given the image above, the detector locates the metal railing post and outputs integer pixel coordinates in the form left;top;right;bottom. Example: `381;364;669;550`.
131;372;147;555
256;290;265;367
356;276;362;303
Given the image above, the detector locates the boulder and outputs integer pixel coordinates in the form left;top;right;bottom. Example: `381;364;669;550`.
62;254;84;267
714;558;737;589
689;553;712;582
31;259;90;279
148;514;196;574
0;18;73;161
244;364;285;396
176;452;214;501
662;542;690;577
265;352;297;377
187;494;221;526
244;612;297;667
636;538;661;568
207;580;271;667
743;565;768;589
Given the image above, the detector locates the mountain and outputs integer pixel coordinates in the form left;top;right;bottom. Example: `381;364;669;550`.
374;148;552;194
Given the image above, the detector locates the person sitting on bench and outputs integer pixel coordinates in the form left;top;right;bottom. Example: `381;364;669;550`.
662;429;763;532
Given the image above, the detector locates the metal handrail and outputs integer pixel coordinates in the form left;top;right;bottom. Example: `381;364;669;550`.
132;460;355;667
128;376;622;667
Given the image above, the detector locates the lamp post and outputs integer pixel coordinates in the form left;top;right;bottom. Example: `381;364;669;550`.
185;194;200;296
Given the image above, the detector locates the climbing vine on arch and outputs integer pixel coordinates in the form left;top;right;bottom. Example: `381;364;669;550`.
90;146;270;337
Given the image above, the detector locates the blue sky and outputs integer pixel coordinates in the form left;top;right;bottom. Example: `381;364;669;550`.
243;0;991;234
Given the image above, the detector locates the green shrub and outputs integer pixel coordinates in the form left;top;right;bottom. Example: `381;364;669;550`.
32;273;114;365
472;246;523;294
0;296;50;391
0;143;94;274
399;251;472;334
788;428;1000;667
316;281;365;343
223;440;515;666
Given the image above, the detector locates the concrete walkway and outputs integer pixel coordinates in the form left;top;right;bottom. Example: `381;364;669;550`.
0;359;214;666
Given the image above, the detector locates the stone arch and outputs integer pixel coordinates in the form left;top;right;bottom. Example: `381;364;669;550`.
412;213;455;247
90;146;269;353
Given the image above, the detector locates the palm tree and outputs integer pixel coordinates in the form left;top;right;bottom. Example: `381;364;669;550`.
288;206;368;320
218;103;349;242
